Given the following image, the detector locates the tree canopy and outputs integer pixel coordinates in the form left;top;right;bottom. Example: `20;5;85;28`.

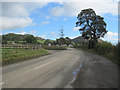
76;8;107;42
24;35;37;44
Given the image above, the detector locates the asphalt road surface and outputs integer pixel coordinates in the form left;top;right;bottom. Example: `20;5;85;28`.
2;48;118;88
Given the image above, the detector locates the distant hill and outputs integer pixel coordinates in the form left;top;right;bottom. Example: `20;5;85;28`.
97;39;103;43
72;36;103;43
2;33;45;44
72;36;88;44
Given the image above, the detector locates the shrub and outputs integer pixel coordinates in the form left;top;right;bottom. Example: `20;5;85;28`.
94;41;113;54
42;45;67;50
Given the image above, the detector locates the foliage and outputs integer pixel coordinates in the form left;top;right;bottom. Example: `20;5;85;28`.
24;35;37;44
42;45;67;50
76;8;107;48
56;37;71;46
75;41;119;64
94;41;113;54
2;33;26;42
44;39;54;45
2;33;45;44
94;42;119;64
65;37;71;46
56;37;66;45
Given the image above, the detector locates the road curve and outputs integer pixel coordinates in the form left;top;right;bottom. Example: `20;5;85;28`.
2;48;82;88
2;48;118;88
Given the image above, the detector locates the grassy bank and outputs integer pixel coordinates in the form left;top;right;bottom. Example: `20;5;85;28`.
75;42;119;65
2;48;50;65
79;48;118;64
42;46;67;50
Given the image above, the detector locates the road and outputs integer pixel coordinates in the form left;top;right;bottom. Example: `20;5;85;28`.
2;48;118;88
2;49;82;88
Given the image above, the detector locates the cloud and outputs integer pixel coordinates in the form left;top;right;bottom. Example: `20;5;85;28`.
73;27;80;31
51;6;64;16
16;31;27;35
63;18;67;21
1;17;32;30
46;16;50;19
51;32;56;34
49;32;59;37
101;31;118;44
35;21;50;25
1;2;48;30
4;30;37;35
29;30;36;34
69;35;78;39
40;21;50;25
2;0;119;3
107;31;118;36
40;34;46;39
50;1;118;17
1;2;48;18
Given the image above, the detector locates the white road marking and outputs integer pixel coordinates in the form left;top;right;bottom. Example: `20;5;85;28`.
0;82;4;86
3;51;72;84
34;60;57;70
3;59;58;83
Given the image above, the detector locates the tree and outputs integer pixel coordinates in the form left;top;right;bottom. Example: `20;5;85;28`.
59;26;65;38
24;35;37;44
65;37;71;46
56;37;66;45
44;39;53;45
76;8;107;48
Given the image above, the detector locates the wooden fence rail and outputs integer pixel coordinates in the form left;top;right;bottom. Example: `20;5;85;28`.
2;44;42;49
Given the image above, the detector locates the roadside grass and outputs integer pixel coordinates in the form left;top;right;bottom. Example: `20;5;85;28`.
2;48;50;66
77;47;119;65
42;45;67;50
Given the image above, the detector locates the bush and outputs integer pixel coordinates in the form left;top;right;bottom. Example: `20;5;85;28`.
94;41;113;54
42;45;67;50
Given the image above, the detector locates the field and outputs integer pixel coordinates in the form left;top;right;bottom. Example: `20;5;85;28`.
37;40;46;44
7;41;26;43
2;48;50;65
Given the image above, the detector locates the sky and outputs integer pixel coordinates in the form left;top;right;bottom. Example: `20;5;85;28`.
0;0;119;44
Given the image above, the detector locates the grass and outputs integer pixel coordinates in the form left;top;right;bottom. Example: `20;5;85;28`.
17;41;26;43
42;45;67;50
2;48;50;65
8;40;46;44
37;40;46;44
7;41;26;43
7;41;15;43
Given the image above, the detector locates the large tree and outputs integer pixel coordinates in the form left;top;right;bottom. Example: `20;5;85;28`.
56;37;66;45
65;37;71;46
24;35;37;44
76;8;107;48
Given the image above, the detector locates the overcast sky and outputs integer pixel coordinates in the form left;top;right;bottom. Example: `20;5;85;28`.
0;0;119;44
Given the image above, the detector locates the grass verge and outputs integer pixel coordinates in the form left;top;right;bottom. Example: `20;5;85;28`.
76;47;119;65
2;48;50;66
